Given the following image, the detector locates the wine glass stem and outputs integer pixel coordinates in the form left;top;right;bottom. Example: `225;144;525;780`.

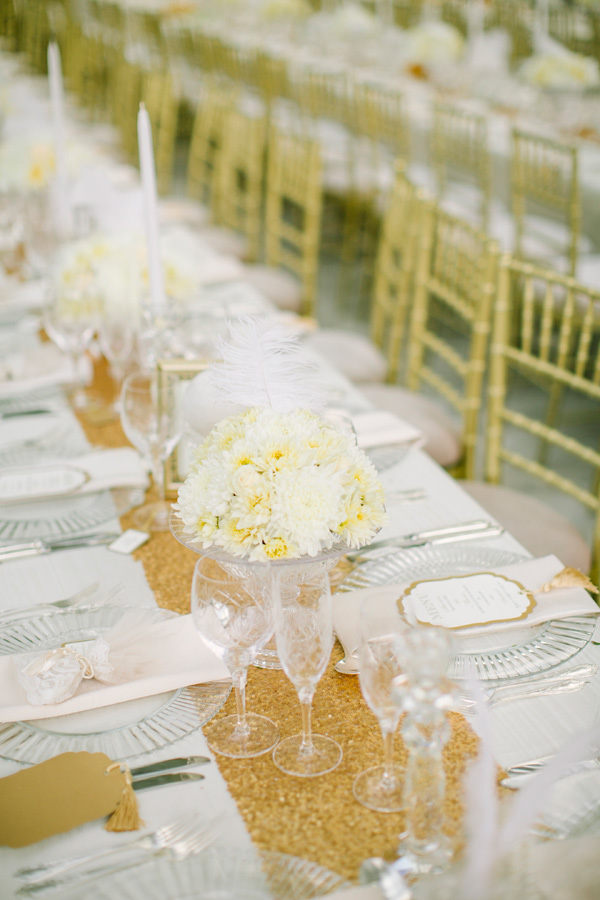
69;349;86;409
232;667;250;737
298;689;315;755
381;726;396;784
150;445;166;502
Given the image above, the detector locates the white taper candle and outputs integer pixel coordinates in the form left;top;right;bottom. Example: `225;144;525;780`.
47;41;69;235
137;103;166;312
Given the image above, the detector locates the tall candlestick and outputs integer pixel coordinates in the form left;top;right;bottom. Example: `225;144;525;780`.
137;103;165;313
47;41;70;236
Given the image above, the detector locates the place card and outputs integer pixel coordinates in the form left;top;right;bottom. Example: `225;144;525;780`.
399;572;536;629
0;464;89;504
0;752;126;847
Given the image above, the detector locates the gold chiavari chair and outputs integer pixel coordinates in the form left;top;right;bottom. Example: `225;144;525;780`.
431;101;491;232
215;110;266;263
510;129;586;279
111;54;144;164
255;51;292;124
362;201;498;478
548;6;596;59
355;80;411;199
244;128;322;317
485;0;533;67
186;81;236;214
461;257;600;578
306;165;424;384
185;82;249;261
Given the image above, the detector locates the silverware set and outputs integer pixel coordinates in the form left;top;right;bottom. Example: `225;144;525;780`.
453;663;598;716
15;811;226;896
345;519;505;563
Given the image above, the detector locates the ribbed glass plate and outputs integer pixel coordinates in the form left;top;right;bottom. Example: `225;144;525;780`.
336;545;596;682
0;606;230;764
75;849;350;900
0;485;145;541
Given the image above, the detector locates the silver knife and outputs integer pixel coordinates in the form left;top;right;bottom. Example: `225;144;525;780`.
346;520;504;561
0;409;54;420
0;533;121;562
132;772;205;791
130;756;210;779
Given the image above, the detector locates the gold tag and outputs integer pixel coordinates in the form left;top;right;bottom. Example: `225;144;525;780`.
0;752;126;847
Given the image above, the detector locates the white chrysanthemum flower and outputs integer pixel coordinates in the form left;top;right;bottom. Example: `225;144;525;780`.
404;21;464;65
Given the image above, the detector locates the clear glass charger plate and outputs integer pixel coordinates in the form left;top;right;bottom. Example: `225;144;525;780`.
0;606;230;764
0;485;145;541
0;411;86;468
336;545;596;683
71;849;350;900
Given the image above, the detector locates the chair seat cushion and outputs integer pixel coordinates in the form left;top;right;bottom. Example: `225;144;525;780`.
361;384;462;468
198;227;249;261
305;330;387;383
243;265;303;312
460;480;591;573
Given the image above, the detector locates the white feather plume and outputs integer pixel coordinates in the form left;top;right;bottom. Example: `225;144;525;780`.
460;670;500;900
209;317;323;412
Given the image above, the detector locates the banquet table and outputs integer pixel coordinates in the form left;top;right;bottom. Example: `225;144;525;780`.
2;38;600;900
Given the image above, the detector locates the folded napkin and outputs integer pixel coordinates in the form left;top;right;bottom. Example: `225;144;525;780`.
333;555;600;670
0;447;149;503
351;410;424;451
0;344;91;399
0;611;229;722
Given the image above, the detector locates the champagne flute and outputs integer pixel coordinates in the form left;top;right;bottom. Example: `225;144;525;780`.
272;564;342;777
119;370;181;531
353;598;406;812
191;557;279;758
43;288;98;412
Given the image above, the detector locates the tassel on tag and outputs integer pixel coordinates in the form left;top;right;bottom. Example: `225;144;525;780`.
536;567;599;595
105;764;144;832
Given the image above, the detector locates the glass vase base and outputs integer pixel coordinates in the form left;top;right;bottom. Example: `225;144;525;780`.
132;501;172;533
273;733;342;777
253;640;282;670
205;713;279;759
353;764;405;812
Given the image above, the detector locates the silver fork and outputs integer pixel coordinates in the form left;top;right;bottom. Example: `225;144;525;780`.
0;581;100;624
0;582;125;625
16;813;224;890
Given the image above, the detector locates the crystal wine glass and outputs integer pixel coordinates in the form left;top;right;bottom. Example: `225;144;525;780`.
191;556;279;758
43;288;99;412
119;370;182;531
353;597;406;812
272;564;342;777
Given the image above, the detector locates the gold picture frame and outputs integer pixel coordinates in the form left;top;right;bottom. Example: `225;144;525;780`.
157;358;209;499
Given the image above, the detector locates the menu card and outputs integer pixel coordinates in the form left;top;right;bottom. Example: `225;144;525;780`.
400;572;536;629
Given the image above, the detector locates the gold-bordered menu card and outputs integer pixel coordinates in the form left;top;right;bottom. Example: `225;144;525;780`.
398;572;536;630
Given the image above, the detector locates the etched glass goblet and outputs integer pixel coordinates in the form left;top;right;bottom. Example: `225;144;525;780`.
273;563;342;777
191;557;279;758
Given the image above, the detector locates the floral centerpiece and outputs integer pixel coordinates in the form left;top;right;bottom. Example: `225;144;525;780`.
52;230;199;324
0;139;56;192
520;49;600;89
174;319;387;561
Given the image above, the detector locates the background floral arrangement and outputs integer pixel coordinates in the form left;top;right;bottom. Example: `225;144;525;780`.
175;319;387;561
52;230;199;323
520;49;599;89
